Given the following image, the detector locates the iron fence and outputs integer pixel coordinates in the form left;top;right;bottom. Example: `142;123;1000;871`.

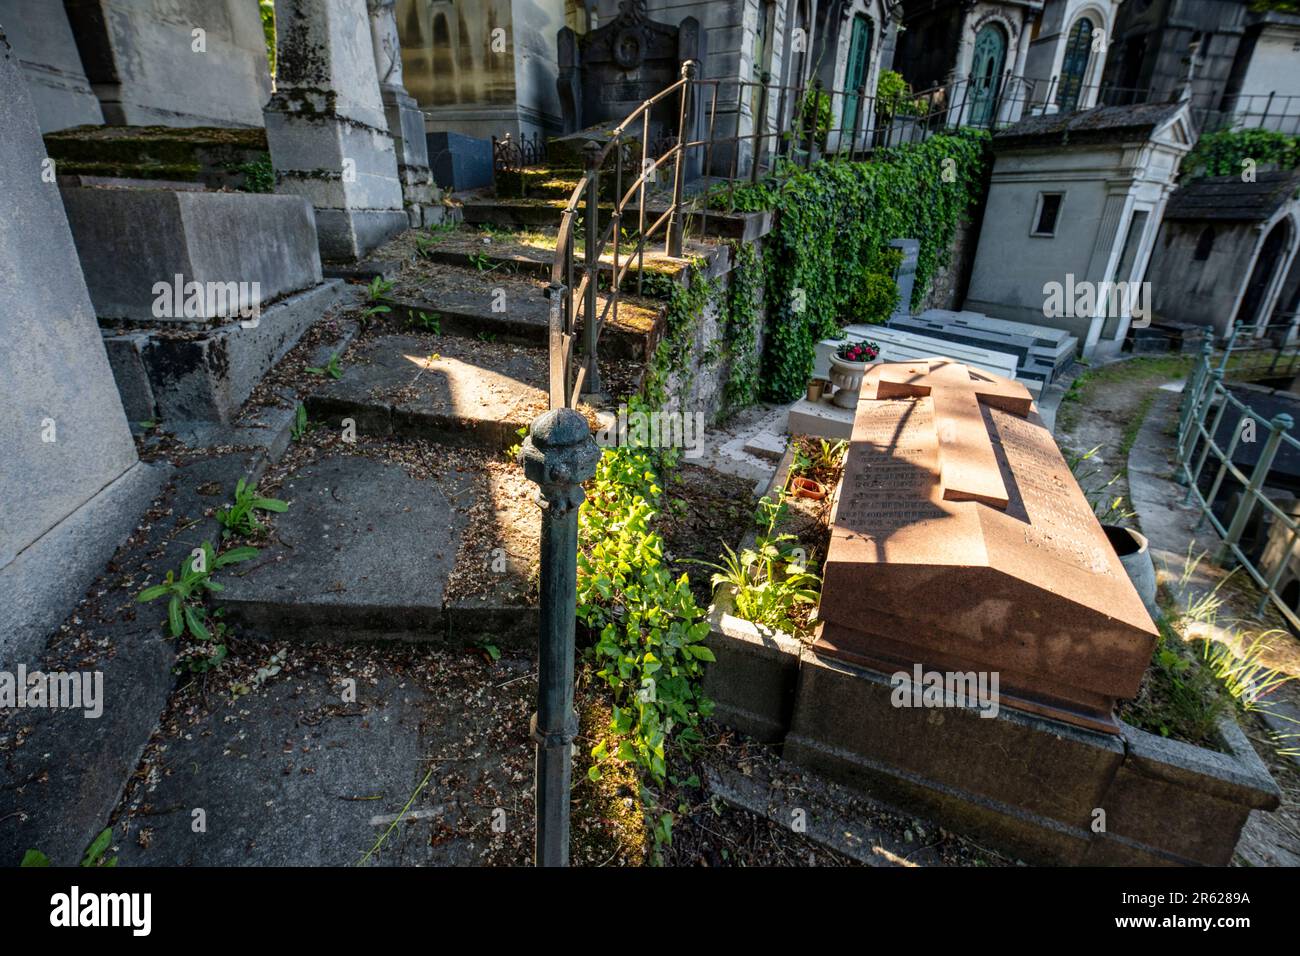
1177;339;1300;630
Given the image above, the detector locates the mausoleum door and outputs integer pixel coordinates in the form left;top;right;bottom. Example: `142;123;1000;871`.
969;24;1007;127
1236;219;1294;331
1056;18;1093;113
841;13;873;144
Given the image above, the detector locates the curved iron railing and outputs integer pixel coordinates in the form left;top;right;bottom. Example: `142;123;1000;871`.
546;62;694;409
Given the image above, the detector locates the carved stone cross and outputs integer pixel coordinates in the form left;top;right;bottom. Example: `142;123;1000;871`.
874;359;1033;509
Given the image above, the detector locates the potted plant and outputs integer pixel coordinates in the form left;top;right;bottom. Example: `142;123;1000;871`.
827;339;880;409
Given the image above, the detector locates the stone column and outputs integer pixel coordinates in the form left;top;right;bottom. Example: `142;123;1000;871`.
367;0;437;226
263;0;408;261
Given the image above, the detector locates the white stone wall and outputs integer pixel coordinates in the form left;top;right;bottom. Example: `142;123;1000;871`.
965;107;1193;357
1230;21;1300;129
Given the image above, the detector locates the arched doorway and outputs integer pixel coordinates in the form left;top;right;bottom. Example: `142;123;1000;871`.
1056;17;1093;113
1235;218;1295;331
968;23;1007;127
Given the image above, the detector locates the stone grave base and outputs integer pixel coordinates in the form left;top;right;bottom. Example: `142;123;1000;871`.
60;186;324;321
1;460;170;668
313;208;412;263
103;280;346;424
704;592;1281;866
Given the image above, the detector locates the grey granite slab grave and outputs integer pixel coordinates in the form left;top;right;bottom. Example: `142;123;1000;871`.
888;238;919;319
61;0;270;127
100;279;347;424
60;186;323;322
427;131;494;191
0;1;103;132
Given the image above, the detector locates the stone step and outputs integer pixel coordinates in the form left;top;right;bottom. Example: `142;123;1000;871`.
461;195;764;242
304;333;553;450
379;262;661;361
411;239;709;296
493;165;582;199
217;450;538;647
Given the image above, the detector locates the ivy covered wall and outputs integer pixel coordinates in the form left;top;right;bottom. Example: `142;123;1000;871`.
637;129;991;419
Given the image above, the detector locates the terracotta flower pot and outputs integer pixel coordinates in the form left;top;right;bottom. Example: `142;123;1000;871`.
790;475;827;500
807;379;825;402
828;354;871;409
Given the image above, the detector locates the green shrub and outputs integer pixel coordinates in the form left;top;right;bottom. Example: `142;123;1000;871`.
1183;128;1300;179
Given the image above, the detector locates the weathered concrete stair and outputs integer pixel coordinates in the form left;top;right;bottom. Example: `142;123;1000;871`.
385;263;660;361
215;452;538;647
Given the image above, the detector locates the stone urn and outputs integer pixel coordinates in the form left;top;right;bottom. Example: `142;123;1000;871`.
1103;524;1159;619
827;340;879;409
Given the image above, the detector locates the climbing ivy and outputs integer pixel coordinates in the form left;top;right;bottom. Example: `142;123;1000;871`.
719;241;763;413
639;260;716;411
576;427;713;855
726;129;991;403
1183;128;1300;179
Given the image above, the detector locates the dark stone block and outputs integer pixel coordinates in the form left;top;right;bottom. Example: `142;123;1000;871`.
426;131;493;191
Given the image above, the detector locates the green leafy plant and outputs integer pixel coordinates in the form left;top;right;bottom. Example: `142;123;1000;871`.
794;88;833;150
815;438;847;472
875;70;927;124
1183;127;1300;179
834;338;880;362
411;310;441;334
214;477;288;538
577;435;714;854
698;495;821;637
505;424;527;461
358;275;394;328
233;154;275;193
291;403;309;441
21;828;117;868
469;250;504;273
137;542;257;643
305;352;343;379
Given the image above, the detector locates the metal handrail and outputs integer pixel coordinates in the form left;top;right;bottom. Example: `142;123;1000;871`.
1177;341;1300;630
547;63;695;409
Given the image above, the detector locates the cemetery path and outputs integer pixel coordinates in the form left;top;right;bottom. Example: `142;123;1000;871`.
1058;357;1300;867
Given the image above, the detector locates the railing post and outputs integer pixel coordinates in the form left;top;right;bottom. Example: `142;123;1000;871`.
582;140;602;393
751;70;770;184
667;59;695;258
1218;413;1293;565
850;83;865;157
1219;321;1239;373
805;78;822;168
519;409;601;867
1177;340;1213;446
1181;366;1222;496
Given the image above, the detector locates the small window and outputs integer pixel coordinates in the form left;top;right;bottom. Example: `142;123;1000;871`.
1032;193;1064;237
1194;226;1216;261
